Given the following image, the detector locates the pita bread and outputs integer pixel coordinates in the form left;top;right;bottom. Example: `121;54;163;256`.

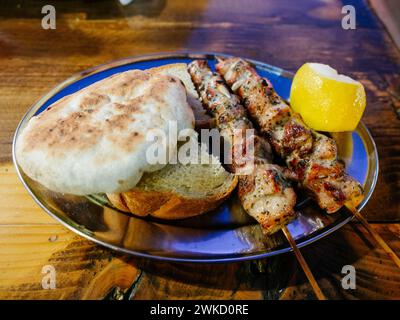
16;69;195;195
149;63;212;128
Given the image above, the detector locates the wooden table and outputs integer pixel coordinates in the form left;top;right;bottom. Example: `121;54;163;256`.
0;0;399;300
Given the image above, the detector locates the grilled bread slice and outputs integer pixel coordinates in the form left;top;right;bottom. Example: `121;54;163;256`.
107;144;238;219
106;63;228;219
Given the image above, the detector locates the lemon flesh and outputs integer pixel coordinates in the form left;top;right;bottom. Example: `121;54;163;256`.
290;63;366;132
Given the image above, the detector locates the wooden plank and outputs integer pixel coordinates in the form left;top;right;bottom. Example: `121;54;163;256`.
0;225;141;300
0;222;399;300
0;0;399;300
0;163;56;225
294;223;400;299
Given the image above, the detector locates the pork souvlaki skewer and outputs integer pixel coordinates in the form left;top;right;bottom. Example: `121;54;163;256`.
188;61;327;299
215;57;400;271
188;60;296;235
215;57;364;214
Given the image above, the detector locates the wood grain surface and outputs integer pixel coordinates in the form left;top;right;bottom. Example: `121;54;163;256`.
0;0;399;299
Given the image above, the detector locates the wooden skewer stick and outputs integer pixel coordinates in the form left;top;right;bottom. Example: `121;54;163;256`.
282;225;326;300
347;206;400;269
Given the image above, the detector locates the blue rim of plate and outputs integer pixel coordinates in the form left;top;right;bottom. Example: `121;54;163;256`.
12;52;379;263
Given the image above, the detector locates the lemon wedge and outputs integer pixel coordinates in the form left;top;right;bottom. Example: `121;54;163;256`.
290;63;366;132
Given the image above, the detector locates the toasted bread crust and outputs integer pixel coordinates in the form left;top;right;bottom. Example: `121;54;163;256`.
107;175;238;220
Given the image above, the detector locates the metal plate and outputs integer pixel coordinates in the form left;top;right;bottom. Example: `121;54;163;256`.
12;52;379;263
